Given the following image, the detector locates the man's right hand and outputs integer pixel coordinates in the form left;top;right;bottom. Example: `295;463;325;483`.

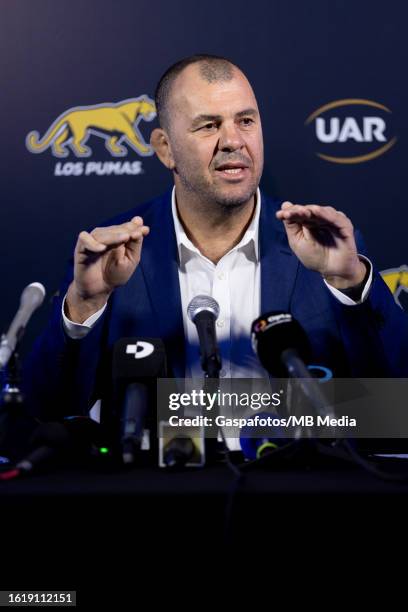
65;216;150;323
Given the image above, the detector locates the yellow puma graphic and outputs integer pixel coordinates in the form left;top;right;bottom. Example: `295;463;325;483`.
381;265;408;307
26;97;156;157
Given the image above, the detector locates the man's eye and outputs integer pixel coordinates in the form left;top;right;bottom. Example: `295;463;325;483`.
240;118;254;126
201;123;217;130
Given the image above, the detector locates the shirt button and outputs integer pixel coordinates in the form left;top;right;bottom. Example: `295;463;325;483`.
217;319;225;328
217;272;225;280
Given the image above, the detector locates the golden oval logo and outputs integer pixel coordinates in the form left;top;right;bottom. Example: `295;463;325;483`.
26;96;156;158
305;99;397;164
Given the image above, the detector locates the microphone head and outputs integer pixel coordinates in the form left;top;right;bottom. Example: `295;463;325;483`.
163;436;195;468
21;282;46;309
239;411;291;460
29;422;71;449
112;338;167;381
251;312;310;377
187;295;220;323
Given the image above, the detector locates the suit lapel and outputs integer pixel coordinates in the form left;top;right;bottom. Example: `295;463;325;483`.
139;191;185;378
259;193;299;314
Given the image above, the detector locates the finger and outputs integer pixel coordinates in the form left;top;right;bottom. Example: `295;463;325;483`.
126;225;150;255
110;219;144;233
276;201;295;219
281;201;294;210
77;231;107;253
306;205;353;231
279;205;351;231
130;216;144;226
276;206;313;222
91;227;132;245
118;220;146;236
128;225;150;239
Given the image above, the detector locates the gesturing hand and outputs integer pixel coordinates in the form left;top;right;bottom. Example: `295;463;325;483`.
66;216;150;323
276;202;367;289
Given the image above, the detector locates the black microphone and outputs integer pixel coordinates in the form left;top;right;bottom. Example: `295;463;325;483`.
251;312;335;421
159;420;205;469
163;436;195;468
112;338;167;465
251;312;311;378
14;417;103;474
187;295;222;378
0;282;46;369
121;383;148;464
239;411;291;460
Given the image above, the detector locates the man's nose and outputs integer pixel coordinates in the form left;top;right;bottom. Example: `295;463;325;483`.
218;122;245;151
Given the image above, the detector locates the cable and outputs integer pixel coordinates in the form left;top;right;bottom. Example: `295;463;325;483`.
340;439;408;483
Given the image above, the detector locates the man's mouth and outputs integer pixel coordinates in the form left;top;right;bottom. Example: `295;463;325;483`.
214;163;249;178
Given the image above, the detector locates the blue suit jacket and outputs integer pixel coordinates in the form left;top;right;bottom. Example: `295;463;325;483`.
24;190;408;419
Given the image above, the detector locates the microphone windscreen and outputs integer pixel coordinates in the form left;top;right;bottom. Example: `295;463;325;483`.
112;338;167;381
251;312;311;377
30;417;103;451
29;422;70;449
187;295;220;322
239;411;291;460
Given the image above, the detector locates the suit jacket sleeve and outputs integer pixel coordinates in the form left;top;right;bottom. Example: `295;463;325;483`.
326;229;408;376
22;260;110;420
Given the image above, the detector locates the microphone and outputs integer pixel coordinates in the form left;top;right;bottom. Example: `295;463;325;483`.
112;338;167;465
159;420;205;468
121;383;148;464
239;411;291;460
251;312;311;379
187;295;222;378
14;417;103;474
0;282;46;369
163;436;195;468
251;312;335;421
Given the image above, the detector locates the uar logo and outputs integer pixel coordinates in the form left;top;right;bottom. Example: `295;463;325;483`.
305;99;397;164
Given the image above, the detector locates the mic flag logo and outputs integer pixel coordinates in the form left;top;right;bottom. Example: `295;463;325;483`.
126;341;155;360
381;266;408;310
305;99;397;164
26;96;156;158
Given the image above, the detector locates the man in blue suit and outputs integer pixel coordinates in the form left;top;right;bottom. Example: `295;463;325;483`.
25;54;408;419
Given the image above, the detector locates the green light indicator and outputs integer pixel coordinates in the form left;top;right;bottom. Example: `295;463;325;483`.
99;447;109;454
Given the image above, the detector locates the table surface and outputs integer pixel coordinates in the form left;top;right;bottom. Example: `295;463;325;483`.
2;452;408;497
2;454;408;600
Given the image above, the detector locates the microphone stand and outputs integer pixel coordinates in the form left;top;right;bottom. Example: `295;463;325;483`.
202;369;222;464
0;351;38;463
240;369;408;482
1;350;24;409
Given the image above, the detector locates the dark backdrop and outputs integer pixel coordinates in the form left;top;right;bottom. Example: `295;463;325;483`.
1;0;407;356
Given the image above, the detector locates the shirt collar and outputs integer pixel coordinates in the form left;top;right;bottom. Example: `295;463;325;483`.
171;186;261;265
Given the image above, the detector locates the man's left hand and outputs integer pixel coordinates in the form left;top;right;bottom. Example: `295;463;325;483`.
276;201;367;289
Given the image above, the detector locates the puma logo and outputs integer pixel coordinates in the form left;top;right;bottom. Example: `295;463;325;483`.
381;265;408;310
26;96;156;158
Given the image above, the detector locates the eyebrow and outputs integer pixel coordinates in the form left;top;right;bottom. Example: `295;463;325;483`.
191;108;258;128
191;114;222;128
236;108;258;118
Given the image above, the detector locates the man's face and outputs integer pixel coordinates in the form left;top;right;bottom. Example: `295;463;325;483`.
166;64;264;209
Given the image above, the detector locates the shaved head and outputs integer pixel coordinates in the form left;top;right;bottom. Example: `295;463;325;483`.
155;54;239;131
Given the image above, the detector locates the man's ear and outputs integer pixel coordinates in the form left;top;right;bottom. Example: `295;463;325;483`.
150;128;175;170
